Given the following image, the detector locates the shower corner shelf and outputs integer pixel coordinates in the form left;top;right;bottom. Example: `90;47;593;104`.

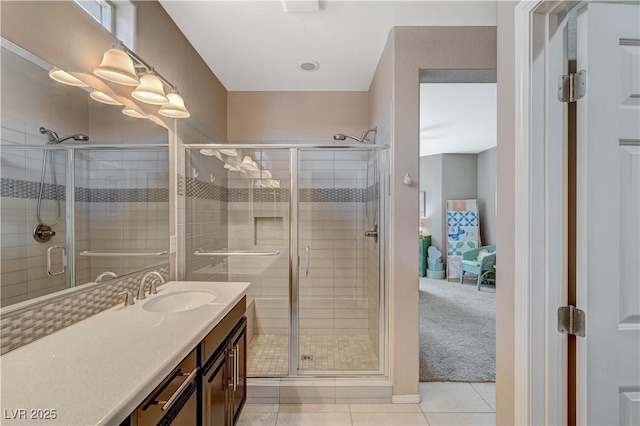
79;250;169;257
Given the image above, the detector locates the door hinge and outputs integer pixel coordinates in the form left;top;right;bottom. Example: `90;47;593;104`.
557;305;586;337
558;70;587;103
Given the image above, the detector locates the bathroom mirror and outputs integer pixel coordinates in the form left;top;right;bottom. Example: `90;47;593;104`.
0;38;170;308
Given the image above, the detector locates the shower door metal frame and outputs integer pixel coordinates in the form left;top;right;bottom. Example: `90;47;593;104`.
289;148;301;375
182;143;389;378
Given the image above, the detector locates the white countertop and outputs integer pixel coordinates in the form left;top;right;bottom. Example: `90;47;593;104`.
0;281;251;426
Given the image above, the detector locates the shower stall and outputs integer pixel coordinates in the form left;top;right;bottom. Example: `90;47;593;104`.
181;142;388;377
0;137;169;307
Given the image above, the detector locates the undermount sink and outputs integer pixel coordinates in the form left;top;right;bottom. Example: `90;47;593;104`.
142;290;218;313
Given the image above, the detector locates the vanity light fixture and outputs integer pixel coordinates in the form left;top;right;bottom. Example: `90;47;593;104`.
200;149;224;161
93;42;140;86
92;40;191;118
122;107;146;118
241;156;259;172
89;89;122;105
49;67;89;87
131;68;169;105
158;90;190;118
219;148;238;157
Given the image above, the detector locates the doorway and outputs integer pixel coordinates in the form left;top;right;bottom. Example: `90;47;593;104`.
418;69;498;388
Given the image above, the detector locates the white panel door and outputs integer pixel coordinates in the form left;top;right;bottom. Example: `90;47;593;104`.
576;3;640;425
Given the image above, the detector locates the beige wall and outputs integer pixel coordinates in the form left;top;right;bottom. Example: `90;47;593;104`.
135;1;227;140
496;2;517;424
368;26;496;398
227;92;368;141
0;1;228;140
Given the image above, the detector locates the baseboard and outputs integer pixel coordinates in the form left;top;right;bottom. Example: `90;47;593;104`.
392;394;421;404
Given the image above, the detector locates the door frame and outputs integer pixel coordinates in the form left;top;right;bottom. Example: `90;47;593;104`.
514;1;574;424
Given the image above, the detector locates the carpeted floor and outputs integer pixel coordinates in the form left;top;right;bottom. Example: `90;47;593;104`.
419;277;496;382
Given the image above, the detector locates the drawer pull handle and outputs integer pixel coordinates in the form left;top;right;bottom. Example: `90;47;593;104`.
158;367;198;412
233;345;238;391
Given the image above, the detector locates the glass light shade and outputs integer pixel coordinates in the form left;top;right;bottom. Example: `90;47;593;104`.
200;149;223;161
158;91;190;118
131;71;168;105
241;156;259;171
224;163;242;172
93;48;140;86
267;180;280;188
219;148;237;157
122;107;146;119
90;89;121;105
49;67;88;87
261;170;273;179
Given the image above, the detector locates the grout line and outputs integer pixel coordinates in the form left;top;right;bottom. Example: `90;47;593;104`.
469;382;496;413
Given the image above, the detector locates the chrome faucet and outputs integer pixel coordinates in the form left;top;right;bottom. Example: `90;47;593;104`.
95;271;118;283
137;271;166;300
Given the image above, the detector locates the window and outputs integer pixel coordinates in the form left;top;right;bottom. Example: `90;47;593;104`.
74;0;136;50
75;0;113;32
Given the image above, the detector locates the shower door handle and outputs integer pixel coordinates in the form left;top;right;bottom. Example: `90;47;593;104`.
47;246;67;276
305;246;310;277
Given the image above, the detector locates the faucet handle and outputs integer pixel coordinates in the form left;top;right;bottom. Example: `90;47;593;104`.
149;279;159;295
118;291;135;306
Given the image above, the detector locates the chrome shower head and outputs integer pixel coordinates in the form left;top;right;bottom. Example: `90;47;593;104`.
333;127;377;144
40;127;89;144
67;134;90;142
39;127;59;142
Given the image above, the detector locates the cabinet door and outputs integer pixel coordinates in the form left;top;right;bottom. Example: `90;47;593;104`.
203;348;229;426
230;319;247;425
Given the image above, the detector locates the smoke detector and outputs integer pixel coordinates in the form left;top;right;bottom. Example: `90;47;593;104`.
299;60;319;72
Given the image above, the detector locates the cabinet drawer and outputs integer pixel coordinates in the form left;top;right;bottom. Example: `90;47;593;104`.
134;349;198;425
203;297;246;363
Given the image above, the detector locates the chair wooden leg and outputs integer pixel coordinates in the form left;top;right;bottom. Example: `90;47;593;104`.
477;273;483;291
460;270;465;285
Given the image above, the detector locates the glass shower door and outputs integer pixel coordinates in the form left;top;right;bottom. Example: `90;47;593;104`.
296;149;382;374
183;147;292;377
0;146;69;306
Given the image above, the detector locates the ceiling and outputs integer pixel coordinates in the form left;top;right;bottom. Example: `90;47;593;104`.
420;83;496;156
158;1;497;91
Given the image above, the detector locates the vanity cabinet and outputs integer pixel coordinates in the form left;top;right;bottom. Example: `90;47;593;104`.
202;299;247;426
125;297;247;426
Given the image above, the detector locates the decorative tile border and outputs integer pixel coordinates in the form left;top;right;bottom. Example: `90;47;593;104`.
177;174;185;196
86;188;168;203
183;175;377;203
0;178;168;203
228;187;290;203
185;176;227;201
1;178;64;200
0;264;169;355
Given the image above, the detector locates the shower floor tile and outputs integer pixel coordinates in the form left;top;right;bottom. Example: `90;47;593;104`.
248;334;378;376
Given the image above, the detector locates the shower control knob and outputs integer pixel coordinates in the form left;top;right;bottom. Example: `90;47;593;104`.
33;224;55;243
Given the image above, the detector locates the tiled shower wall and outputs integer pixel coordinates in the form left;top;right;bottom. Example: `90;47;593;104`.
0;115;169;307
82;149;169;279
1;117;81;306
182;151;229;282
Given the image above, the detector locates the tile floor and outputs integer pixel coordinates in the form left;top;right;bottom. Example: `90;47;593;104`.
249;334;379;376
238;382;495;425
